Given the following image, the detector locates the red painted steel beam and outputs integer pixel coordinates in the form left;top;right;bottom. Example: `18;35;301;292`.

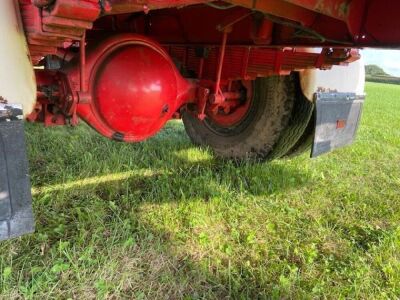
226;0;317;26
103;0;210;15
281;0;366;39
281;0;352;20
228;0;366;42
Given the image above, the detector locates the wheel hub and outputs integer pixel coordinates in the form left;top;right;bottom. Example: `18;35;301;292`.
206;80;253;128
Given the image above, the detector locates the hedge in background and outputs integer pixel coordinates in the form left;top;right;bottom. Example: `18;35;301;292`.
366;75;400;85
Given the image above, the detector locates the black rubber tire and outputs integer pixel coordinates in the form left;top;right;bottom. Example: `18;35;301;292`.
267;77;315;159
182;75;296;161
283;112;315;158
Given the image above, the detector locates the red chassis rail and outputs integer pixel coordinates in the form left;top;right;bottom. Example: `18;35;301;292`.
20;0;400;64
19;0;400;141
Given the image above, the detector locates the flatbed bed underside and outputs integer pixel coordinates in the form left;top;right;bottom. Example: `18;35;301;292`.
20;0;400;65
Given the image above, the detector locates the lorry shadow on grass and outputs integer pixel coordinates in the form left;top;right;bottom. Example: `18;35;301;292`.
26;192;299;298
27;121;312;198
28;173;312;298
7;121;315;298
29;150;311;203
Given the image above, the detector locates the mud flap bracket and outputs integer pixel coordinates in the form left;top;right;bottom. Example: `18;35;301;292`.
312;92;364;158
0;104;34;241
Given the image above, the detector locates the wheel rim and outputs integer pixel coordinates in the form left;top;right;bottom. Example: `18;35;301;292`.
206;80;253;129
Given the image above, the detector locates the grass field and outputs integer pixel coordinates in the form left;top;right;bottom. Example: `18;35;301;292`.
0;82;400;299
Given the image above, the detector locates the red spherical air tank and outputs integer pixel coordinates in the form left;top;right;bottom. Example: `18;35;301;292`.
70;34;193;142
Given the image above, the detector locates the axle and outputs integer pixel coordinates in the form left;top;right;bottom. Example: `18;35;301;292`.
29;30;356;142
22;0;371;142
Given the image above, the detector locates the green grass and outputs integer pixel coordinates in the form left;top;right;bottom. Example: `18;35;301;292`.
1;82;400;299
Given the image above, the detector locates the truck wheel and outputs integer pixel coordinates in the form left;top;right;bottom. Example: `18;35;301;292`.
268;79;315;159
182;75;296;161
283;113;315;158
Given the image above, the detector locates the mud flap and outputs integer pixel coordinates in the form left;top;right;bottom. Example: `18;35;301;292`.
0;104;34;241
312;92;364;157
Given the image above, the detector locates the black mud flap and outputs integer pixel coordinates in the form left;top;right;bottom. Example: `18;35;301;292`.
0;103;34;241
312;92;364;158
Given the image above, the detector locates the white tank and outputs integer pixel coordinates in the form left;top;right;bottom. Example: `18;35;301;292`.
0;0;36;117
300;49;365;101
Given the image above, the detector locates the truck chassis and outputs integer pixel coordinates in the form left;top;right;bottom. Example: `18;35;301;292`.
1;0;399;240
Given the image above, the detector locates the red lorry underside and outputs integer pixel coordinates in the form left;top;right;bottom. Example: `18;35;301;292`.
19;0;400;142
